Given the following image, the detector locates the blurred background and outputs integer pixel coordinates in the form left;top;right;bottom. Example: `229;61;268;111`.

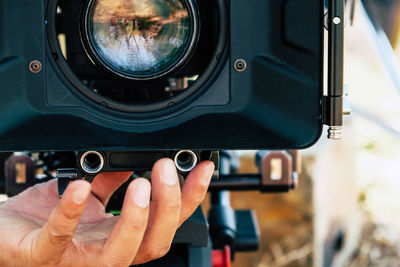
226;1;400;266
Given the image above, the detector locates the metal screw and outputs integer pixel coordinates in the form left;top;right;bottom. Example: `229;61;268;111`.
328;126;342;140
333;16;341;25
234;59;247;72
29;60;42;74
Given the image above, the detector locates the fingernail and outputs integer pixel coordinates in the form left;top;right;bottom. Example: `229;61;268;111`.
134;179;151;208
161;159;178;186
200;162;215;186
72;181;91;205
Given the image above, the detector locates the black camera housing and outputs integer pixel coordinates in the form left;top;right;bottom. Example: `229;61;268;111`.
0;0;323;151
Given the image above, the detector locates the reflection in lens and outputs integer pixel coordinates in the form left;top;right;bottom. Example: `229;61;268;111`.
85;0;197;80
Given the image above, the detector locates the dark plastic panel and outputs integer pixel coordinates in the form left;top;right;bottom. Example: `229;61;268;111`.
0;0;323;151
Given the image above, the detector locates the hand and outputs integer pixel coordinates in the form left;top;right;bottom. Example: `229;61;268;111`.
0;158;214;266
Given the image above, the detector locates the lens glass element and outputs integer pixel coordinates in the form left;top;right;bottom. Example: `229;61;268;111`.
85;0;197;80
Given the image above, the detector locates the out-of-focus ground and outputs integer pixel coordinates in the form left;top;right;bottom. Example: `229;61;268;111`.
231;4;400;267
230;155;313;267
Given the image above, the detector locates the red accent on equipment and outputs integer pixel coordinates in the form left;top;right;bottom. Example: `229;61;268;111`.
212;245;231;267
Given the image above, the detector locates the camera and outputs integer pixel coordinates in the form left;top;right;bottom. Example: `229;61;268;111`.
0;1;349;266
0;0;326;151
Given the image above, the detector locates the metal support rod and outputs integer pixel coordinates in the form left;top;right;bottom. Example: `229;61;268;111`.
326;0;345;139
328;0;344;97
209;174;292;192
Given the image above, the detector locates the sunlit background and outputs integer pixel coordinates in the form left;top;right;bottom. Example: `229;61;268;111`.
230;1;400;266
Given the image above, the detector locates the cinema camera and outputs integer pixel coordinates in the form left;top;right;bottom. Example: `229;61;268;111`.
0;0;349;266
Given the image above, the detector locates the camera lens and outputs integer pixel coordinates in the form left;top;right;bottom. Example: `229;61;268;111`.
83;0;199;80
51;0;224;110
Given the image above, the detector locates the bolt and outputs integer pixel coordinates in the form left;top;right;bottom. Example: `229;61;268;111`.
234;59;247;72
29;60;42;74
333;16;341;25
328;126;342;140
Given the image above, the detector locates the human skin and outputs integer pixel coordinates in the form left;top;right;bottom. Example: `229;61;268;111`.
0;158;214;266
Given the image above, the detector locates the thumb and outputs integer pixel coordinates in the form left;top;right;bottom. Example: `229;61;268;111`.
34;180;91;264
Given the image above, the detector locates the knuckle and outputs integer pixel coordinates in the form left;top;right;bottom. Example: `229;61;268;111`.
127;222;145;233
60;207;80;221
125;217;147;232
191;193;205;204
197;195;206;203
46;227;72;245
197;180;209;191
144;245;171;261
99;252;124;267
164;200;181;213
103;258;130;267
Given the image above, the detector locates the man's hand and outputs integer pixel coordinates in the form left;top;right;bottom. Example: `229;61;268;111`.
0;158;214;266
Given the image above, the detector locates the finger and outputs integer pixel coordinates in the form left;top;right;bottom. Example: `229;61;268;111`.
91;171;132;206
178;161;214;226
34;180;91;264
102;178;150;265
133;159;181;264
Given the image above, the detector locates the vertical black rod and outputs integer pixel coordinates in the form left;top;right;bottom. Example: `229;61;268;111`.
211;154;232;205
209;152;236;250
328;0;344;97
325;0;345;135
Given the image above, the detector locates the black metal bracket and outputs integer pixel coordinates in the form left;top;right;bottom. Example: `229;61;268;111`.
209;150;300;193
57;168;78;198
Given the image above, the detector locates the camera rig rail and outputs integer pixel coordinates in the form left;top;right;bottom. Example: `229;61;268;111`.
56;150;220;197
4;150;300;198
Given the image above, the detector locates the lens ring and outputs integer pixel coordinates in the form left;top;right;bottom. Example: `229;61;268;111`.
82;0;199;81
47;0;227;114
